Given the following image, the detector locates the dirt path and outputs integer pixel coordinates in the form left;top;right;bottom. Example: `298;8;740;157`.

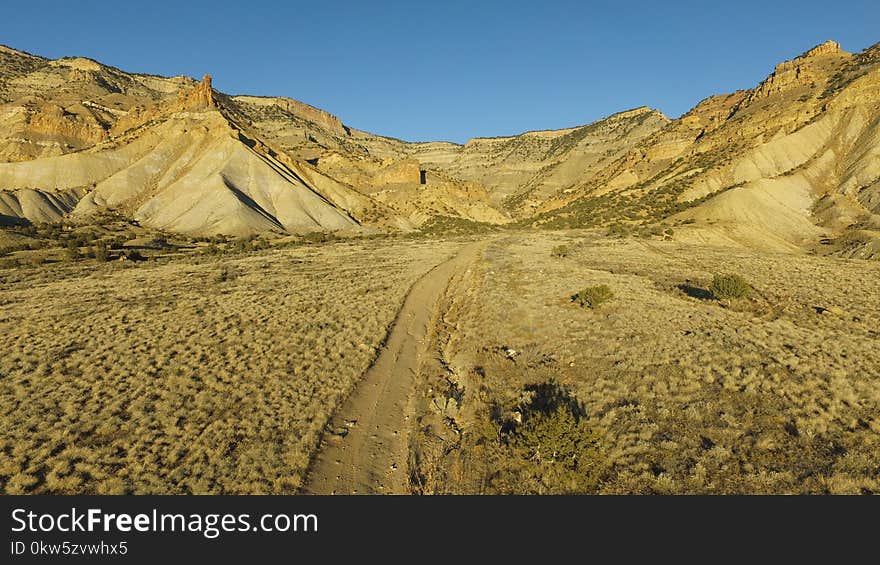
302;241;486;494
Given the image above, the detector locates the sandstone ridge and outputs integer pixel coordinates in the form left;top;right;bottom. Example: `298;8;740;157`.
1;38;879;252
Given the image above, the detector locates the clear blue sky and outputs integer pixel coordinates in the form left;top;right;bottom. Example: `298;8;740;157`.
2;1;878;143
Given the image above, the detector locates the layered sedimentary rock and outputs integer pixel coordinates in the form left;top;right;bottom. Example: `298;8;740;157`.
1;38;880;249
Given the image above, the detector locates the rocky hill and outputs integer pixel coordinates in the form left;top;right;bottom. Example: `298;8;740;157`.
1;39;879;251
518;40;880;255
0;51;402;235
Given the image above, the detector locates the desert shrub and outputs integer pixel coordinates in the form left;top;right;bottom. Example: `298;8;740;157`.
36;223;62;239
93;242;110;262
411;375;607;495
607;223;630;238
571;285;614;309
419;215;495;235
11;223;37;236
708;273;750;300
302;231;335;245
0;257;21;269
513;405;597;468
508;380;604;492
638;225;666;238
215;265;237;283
26;255;47;267
551;244;569;258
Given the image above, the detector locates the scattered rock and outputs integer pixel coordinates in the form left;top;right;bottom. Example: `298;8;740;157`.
813;305;844;316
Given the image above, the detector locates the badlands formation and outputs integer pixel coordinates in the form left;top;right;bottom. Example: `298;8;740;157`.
0;39;878;255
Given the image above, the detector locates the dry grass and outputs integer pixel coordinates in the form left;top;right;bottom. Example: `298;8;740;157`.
411;231;880;494
4;226;879;495
0;237;460;494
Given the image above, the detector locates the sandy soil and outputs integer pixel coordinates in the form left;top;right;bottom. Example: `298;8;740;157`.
303;241;487;494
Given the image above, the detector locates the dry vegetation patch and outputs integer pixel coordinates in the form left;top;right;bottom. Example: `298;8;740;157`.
411;233;880;494
0;238;459;493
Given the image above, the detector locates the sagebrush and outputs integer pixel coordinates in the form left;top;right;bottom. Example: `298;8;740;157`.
709;273;750;300
572;285;614;308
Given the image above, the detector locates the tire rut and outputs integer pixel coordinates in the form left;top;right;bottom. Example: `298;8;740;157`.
302;240;487;494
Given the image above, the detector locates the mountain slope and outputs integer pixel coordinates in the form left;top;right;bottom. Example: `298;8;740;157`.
0;71;362;235
406;106;669;214
2;39;880;248
528;40;880;252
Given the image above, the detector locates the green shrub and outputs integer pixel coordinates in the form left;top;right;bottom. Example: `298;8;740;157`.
638;225;665;238
251;238;270;251
233;239;252;253
215;265;237;283
507;380;604;493
551;244;569;258
571;285;614;309
708;273;750;300
513;405;599;468
302;231;336;245
26;255;47;267
93;242;110;262
606;223;630;237
125;250;146;262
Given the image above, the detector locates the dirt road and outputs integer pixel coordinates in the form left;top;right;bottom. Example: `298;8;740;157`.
302;241;486;494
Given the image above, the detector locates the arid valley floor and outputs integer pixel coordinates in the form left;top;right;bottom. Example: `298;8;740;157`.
2;37;880;494
2;230;878;494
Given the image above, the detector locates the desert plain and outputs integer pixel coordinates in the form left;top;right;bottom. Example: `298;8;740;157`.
1;38;879;494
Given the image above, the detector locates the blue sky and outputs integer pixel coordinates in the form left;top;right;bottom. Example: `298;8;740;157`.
2;1;878;143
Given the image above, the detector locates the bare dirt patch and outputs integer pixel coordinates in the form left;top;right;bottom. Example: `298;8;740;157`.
303;241;487;494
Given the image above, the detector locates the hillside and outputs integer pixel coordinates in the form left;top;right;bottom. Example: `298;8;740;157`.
528;40;880;254
0;49;377;233
1;39;880;250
